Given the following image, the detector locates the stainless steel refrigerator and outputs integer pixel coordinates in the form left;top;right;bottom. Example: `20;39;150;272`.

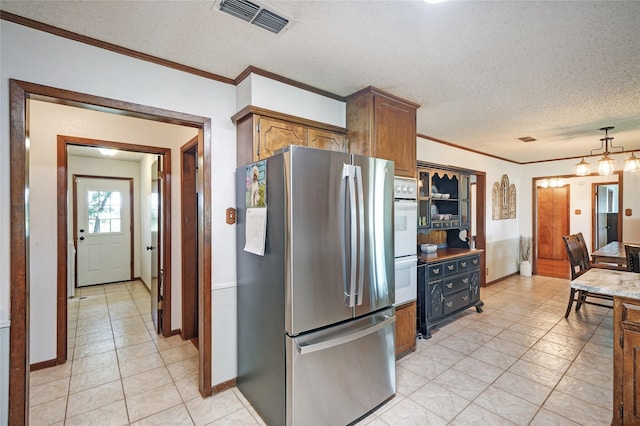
236;146;396;426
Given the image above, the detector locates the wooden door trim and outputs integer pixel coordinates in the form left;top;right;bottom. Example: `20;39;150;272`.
591;179;623;252
72;174;135;286
9;79;213;424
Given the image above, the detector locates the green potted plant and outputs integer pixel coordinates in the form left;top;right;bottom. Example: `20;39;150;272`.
519;236;533;277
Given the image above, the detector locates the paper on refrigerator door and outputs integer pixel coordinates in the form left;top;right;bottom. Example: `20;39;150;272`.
244;207;267;256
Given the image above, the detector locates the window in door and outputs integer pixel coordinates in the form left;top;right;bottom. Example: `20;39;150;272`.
87;190;122;233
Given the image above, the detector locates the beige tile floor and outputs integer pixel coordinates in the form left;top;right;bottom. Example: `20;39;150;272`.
29;275;615;425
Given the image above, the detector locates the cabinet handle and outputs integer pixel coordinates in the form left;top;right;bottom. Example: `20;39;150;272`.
472;259;478;265
446;302;453;307
446;283;453;288
461;262;467;267
463;278;469;284
433;268;440;274
462;295;468;301
447;265;454;271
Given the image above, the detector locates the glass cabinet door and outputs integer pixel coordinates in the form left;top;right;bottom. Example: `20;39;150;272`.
460;174;469;200
460;199;469;228
418;170;430;198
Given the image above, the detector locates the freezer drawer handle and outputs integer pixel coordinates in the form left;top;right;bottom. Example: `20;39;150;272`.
296;315;396;355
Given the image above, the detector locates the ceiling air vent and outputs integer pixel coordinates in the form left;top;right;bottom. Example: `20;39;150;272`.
518;136;537;143
215;0;291;34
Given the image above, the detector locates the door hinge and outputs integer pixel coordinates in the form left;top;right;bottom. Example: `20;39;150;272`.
620;335;624;348
256;122;261;133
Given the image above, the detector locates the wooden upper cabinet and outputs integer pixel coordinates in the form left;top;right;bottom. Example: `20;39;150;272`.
346;87;419;178
308;128;346;152
232;106;348;165
257;117;306;159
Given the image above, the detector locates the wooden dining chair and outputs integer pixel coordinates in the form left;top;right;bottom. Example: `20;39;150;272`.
562;234;618;317
626;244;640;272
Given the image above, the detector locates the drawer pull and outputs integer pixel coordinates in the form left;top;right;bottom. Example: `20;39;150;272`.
463;278;469;284
472;259;479;265
462;295;469;301
446;302;453;307
433;268;440;274
460;262;467;267
446;283;453;288
447;265;454;271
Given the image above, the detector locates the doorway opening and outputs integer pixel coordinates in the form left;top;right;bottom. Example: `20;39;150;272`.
593;182;621;251
9;79;213;424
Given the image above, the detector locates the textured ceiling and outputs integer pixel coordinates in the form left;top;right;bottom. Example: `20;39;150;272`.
2;0;639;163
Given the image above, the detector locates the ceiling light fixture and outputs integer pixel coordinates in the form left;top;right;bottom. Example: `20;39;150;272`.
575;126;638;176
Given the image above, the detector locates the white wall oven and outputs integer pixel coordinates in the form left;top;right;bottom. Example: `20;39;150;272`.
394;177;417;305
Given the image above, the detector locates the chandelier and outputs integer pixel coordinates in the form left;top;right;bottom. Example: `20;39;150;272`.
575;126;639;176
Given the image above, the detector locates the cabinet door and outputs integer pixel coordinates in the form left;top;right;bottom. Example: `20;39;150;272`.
257;117;307;160
395;301;416;358
470;270;480;304
460;174;470;229
308;128;346;152
374;96;416;178
427;282;443;320
623;323;640;424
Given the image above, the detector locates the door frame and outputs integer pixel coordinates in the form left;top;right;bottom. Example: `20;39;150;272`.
9;79;213;424
531;171;624;275
591;181;622;252
72;174;135;287
62;136;170;361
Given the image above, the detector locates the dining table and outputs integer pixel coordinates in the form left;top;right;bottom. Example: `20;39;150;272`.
591;241;637;267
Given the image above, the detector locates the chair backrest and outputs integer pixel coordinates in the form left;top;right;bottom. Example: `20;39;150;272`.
625;244;640;272
563;234;589;280
575;232;591;267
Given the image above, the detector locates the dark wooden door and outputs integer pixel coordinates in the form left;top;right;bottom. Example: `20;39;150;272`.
181;141;199;342
536;186;570;278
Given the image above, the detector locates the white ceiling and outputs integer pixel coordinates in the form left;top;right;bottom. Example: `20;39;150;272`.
2;0;639;163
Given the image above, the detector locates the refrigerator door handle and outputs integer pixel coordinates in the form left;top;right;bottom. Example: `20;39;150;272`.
343;164;357;307
354;165;365;306
295;315;396;355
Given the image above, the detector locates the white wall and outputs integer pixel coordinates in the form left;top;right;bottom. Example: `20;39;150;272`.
1;21;235;383
0;324;8;426
236;73;346;127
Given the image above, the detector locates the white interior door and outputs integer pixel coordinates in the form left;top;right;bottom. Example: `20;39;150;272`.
76;177;132;286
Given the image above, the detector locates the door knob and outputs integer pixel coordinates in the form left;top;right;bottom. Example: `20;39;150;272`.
146;246;154;250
